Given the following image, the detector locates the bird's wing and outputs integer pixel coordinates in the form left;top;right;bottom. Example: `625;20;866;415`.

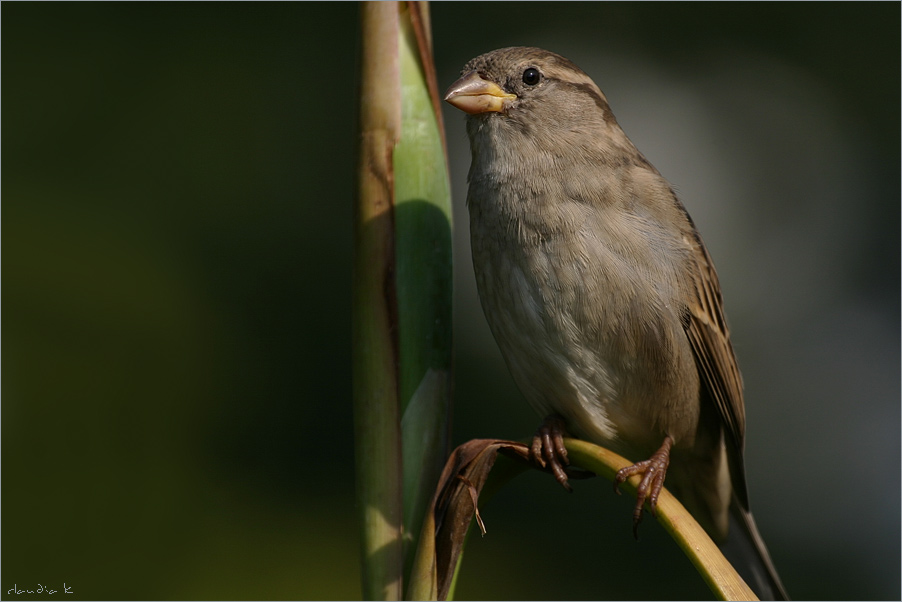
681;221;749;508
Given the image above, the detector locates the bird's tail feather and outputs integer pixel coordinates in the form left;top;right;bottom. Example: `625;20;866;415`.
720;499;790;601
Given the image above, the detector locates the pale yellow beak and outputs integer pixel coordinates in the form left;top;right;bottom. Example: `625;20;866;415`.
444;70;516;115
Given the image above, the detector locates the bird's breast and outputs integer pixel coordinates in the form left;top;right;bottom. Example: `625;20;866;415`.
467;179;700;454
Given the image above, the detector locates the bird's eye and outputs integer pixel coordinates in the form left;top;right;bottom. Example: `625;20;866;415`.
522;68;541;86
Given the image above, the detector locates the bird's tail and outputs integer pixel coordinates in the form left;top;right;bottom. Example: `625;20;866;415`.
720;499;790;600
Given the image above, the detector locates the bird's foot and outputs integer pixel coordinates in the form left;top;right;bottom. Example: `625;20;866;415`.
530;414;572;492
613;435;674;538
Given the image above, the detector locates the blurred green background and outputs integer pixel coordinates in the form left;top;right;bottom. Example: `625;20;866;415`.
4;3;898;600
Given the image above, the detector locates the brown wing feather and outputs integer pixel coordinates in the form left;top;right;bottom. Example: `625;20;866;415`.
681;220;750;508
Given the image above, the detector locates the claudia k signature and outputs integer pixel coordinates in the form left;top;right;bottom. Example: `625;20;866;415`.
7;584;73;595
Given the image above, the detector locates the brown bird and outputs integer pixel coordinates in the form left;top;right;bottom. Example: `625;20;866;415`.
444;47;788;600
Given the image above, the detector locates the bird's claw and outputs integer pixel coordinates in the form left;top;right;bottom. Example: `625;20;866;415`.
613;435;674;538
530;414;572;492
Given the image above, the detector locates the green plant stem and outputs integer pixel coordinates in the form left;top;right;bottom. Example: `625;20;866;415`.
564;438;758;601
353;2;403;600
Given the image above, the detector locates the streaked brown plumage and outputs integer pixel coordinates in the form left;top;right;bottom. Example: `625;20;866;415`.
445;47;788;600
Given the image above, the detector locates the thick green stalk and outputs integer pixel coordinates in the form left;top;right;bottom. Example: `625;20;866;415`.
393;2;453;589
353;3;404;599
354;2;452;600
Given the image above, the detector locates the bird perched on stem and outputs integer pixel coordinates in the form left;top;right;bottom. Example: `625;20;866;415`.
444;46;788;600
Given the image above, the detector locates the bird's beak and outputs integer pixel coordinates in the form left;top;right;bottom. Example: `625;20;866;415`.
444;70;516;114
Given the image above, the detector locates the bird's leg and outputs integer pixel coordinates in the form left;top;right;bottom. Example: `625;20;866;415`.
530;414;572;492
613;435;674;538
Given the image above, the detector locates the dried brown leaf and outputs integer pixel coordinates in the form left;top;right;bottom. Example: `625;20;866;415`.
408;439;594;600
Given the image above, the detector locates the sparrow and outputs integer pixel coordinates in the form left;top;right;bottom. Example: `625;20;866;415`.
444;47;788;600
